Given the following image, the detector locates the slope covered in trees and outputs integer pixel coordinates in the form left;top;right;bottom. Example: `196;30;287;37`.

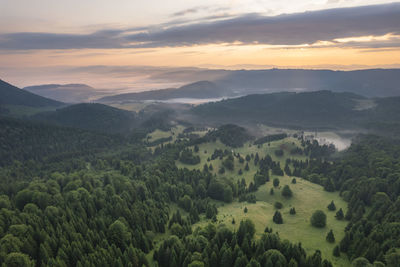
192;91;400;135
193;91;364;129
32;103;137;133
0;79;63;108
0;117;129;166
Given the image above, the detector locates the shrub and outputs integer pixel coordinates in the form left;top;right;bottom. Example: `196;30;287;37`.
274;202;283;209
311;210;326;228
282;185;293;198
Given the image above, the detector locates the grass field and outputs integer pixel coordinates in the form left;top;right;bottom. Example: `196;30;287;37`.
175;136;350;266
177;137;307;184
145;127;351;266
201;176;349;266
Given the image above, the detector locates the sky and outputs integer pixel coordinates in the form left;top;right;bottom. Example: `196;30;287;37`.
0;0;399;89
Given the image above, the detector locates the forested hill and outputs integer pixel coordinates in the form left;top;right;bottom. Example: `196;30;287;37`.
0;79;63;107
98;81;225;102
193;91;365;129
32;103;137;133
0;116;131;166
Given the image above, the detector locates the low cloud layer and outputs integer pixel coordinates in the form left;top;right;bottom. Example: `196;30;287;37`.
0;3;399;50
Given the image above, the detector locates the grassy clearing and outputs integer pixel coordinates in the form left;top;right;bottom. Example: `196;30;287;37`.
146;127;350;266
193;175;350;266
176;137;350;266
109;102;152;112
145;125;185;143
177;137;307;184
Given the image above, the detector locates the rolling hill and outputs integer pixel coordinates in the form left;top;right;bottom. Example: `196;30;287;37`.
32;103;137;133
192;91;366;129
24;83;99;103
0;79;63;107
97;81;226;103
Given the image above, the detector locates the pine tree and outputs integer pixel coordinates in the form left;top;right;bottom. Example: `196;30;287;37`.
333;246;340;257
326;230;335;243
290;207;296;215
273;211;283;224
273;178;280;187
327;201;336;211
270;188;274;195
335;208;344;220
245;163;250;171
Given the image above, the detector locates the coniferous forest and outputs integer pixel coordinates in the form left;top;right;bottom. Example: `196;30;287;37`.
1;105;400;266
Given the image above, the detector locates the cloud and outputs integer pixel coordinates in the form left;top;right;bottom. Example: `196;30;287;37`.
171;6;210;17
0;3;399;50
171;6;229;17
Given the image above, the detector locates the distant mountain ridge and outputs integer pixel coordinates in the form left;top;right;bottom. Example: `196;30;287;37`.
0;79;63;107
97;81;226;103
213;68;400;97
97;69;400;103
24;83;99;103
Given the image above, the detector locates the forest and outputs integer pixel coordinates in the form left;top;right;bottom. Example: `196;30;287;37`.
0;112;399;267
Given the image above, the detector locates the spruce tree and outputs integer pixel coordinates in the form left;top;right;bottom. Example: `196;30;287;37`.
335;208;344;220
290;207;296;215
327;201;336;211
273;211;283;224
333;246;340;257
326;230;335;243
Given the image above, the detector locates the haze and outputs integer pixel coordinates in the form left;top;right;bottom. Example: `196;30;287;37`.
0;0;399;90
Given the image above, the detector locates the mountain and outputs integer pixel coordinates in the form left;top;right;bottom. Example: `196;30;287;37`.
0;79;63;107
24;83;99;103
98;81;225;103
32;103;136;133
213;69;400;97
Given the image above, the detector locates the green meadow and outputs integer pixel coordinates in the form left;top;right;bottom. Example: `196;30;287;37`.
175;137;350;266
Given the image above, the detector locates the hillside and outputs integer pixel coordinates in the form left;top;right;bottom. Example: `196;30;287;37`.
0;116;126;166
192;91;366;129
98;81;225;102
0;79;63;107
32;103;136;133
24;83;99;103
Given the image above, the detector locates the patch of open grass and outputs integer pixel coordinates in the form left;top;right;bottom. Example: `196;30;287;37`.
177;137;307;184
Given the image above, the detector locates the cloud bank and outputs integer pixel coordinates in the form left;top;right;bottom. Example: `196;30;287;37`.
0;3;399;50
